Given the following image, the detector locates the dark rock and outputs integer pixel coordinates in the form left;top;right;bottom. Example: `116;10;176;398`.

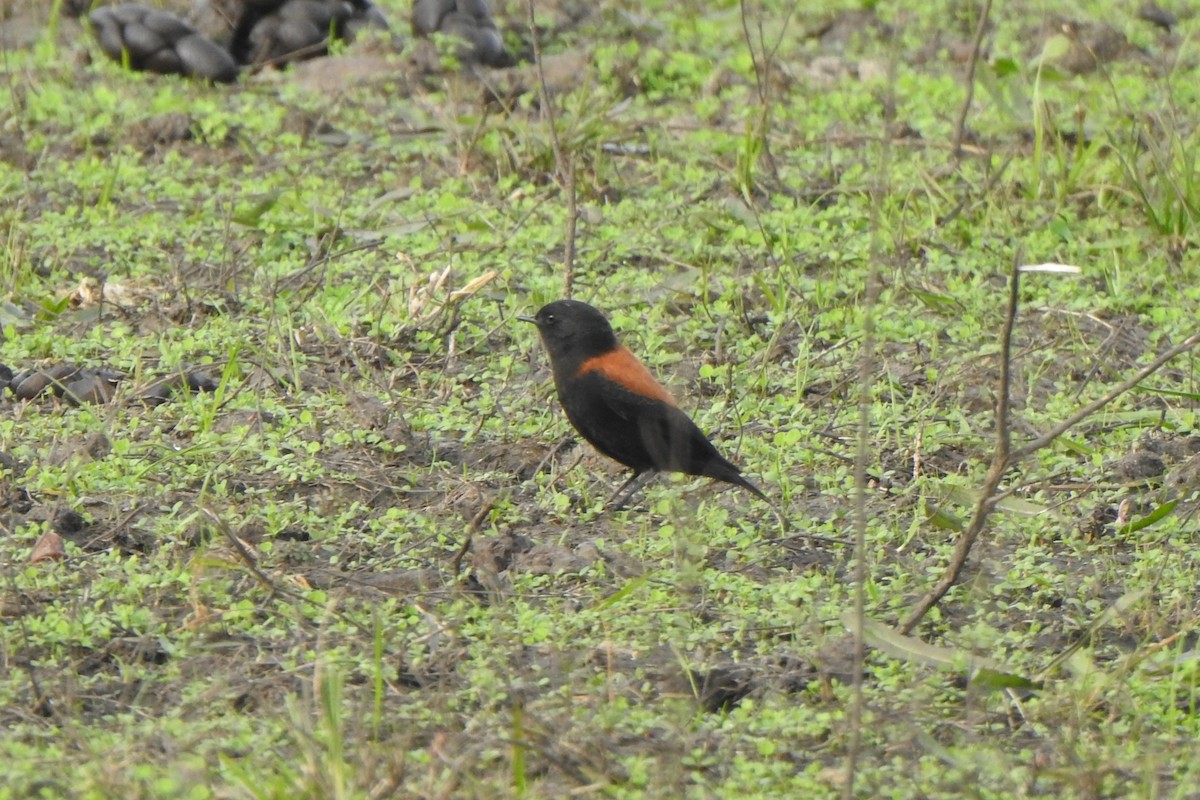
141;9;195;38
175;33;240;81
89;4;239;82
12;364;83;400
64;373;119;405
143;47;186;76
1112;450;1166;483
233;0;387;66
411;0;455;35
693;664;755;713
411;0;510;67
121;18;170;54
139;368;219;405
54;508;88;535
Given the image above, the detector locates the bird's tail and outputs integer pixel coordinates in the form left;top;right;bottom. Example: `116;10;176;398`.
704;456;795;532
704;456;769;502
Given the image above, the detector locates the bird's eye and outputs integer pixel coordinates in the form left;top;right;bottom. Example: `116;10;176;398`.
544;314;556;325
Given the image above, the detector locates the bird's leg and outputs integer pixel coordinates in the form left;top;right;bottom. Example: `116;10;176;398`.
606;471;655;510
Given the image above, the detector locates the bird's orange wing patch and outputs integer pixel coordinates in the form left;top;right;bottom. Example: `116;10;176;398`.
577;346;678;406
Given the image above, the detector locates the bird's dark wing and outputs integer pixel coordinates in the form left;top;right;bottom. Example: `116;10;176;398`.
565;372;769;500
584;373;717;473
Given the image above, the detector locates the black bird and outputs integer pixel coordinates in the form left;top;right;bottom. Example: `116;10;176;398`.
521;300;768;506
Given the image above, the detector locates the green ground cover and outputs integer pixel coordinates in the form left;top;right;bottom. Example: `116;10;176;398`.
3;0;1200;796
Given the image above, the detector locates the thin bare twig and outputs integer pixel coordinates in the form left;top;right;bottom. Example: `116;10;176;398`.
899;258;1200;634
451;499;495;577
898;256;1018;635
738;0;795;187
200;506;372;635
524;0;577;297
203;506;288;596
1011;330;1200;459
953;0;993;158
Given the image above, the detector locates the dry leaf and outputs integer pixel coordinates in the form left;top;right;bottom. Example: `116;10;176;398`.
30;531;66;563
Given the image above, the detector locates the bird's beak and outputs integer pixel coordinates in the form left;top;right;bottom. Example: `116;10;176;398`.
517;315;537;325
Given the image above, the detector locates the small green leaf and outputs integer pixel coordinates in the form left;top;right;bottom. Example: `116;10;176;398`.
1137;385;1200;401
1047;218;1073;242
1057;437;1096;457
992;57;1021;78
970;667;1041;691
38;294;71;318
925;504;964;531
1116;500;1178;535
232;192;281;227
909;288;962;313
